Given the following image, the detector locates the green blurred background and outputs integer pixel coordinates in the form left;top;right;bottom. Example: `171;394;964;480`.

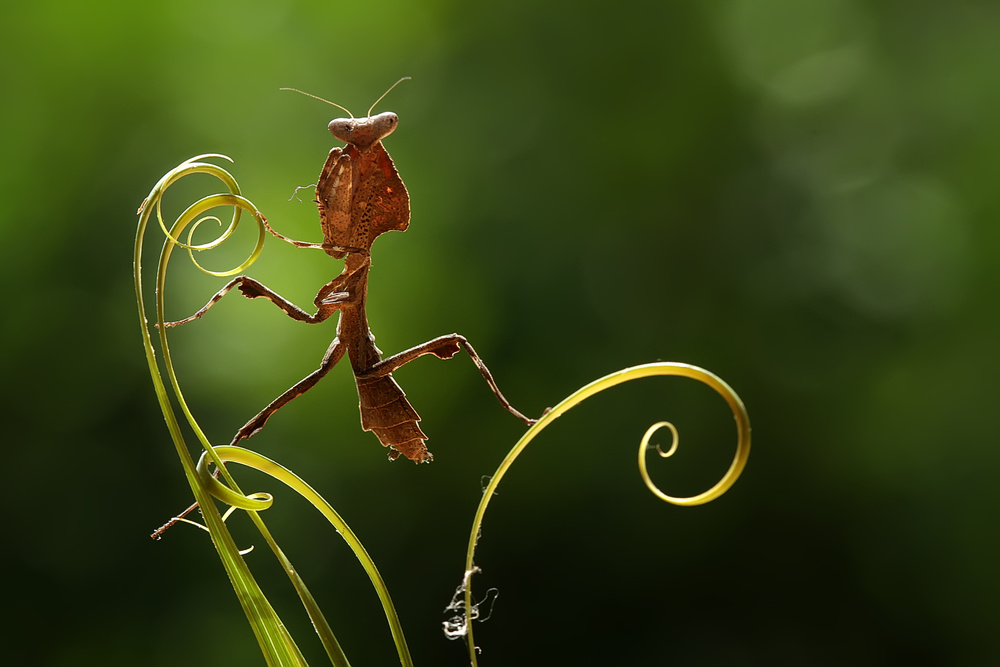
3;0;998;664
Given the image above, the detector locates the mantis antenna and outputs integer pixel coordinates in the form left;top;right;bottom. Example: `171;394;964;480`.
280;77;411;119
368;76;411;116
279;87;354;118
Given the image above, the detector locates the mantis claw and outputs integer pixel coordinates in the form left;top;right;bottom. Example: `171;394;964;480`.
321;291;351;305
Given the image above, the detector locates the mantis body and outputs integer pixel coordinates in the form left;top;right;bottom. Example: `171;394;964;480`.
168;99;534;463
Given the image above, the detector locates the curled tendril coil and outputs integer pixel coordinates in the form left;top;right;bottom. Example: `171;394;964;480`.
140;153;270;524
143;154;268;278
458;362;751;665
193;446;413;665
135;157;320;667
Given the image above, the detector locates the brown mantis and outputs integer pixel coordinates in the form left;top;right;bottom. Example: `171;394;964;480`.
165;82;535;464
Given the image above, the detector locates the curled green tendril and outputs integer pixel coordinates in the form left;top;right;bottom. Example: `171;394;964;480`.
196;446;413;667
196;450;274;512
137;156;317;667
458;362;751;664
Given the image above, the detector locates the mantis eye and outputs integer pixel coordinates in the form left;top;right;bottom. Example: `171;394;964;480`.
329;119;356;140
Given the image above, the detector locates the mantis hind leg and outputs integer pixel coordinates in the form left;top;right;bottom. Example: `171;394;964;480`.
356;334;536;426
231;336;347;444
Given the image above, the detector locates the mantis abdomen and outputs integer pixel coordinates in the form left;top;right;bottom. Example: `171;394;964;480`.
356;374;430;462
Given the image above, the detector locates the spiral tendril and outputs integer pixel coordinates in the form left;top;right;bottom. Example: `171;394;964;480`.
136;156;351;666
457;362;751;664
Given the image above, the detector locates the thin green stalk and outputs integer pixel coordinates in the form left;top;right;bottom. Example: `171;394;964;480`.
197;446;414;667
456;362;752;665
137;156;309;666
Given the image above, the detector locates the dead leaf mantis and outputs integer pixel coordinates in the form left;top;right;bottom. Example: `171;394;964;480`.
164;80;535;464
